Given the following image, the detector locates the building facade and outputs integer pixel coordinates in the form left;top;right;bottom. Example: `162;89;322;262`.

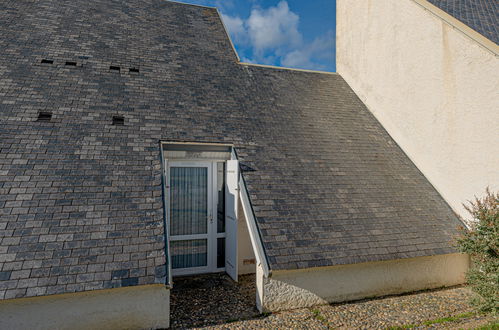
0;0;488;328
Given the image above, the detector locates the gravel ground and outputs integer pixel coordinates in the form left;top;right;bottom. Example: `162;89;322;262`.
170;273;497;329
170;273;259;329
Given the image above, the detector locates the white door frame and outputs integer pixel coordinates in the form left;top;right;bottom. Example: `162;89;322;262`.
167;160;226;276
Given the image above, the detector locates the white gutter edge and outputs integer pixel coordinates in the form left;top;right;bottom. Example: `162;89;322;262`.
239;176;271;278
166;0;217;10
216;8;241;62
231;149;271;278
158;145;173;287
240;62;338;75
410;0;498;56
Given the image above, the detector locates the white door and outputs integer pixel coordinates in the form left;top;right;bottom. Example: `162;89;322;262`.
168;161;214;275
225;159;239;281
168;161;228;276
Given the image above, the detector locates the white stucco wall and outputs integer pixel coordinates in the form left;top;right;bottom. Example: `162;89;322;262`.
337;0;499;218
259;253;468;312
238;197;256;275
0;284;170;330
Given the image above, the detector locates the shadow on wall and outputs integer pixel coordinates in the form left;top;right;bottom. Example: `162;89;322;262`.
260;253;469;312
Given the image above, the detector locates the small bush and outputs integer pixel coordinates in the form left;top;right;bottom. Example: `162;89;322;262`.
457;188;498;314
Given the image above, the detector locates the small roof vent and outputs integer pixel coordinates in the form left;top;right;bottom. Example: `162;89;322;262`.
41;59;54;64
37;111;52;122
129;67;139;73
110;65;121;72
65;61;77;66
112;115;124;126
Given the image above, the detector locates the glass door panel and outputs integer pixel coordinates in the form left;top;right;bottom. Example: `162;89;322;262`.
171;239;208;269
216;162;226;233
170;167;208;236
169;164;211;273
215;162;226;271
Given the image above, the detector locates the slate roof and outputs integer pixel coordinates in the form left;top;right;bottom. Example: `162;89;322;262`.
426;0;498;44
0;0;463;300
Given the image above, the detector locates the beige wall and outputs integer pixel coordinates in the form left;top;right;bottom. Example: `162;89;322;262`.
238;197;256;275
259;253;468;312
337;0;499;218
0;284;170;330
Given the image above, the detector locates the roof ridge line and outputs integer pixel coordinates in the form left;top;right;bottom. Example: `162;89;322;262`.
165;1;335;73
165;0;217;10
410;0;498;55
166;1;242;63
239;62;337;75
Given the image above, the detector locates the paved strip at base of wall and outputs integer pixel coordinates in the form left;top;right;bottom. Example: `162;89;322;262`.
0;284;170;330
261;253;468;312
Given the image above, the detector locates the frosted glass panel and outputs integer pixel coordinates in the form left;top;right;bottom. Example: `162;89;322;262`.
171;240;207;269
170;167;208;236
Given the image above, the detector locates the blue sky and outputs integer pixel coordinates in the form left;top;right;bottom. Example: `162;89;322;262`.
173;0;336;72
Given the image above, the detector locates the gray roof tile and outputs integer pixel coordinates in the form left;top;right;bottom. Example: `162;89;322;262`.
0;0;464;299
426;0;498;44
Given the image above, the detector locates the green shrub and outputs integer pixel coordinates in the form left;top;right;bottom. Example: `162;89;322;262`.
457;188;498;314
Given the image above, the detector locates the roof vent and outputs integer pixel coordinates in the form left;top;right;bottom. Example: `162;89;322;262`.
41;59;54;64
112;115;124;126
37;111;52;122
65;61;77;66
129;67;139;73
110;65;121;72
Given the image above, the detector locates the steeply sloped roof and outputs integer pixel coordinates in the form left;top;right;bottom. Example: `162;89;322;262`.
0;0;463;300
426;0;498;44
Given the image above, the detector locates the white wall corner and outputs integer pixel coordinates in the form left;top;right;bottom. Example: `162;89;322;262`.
336;0;499;220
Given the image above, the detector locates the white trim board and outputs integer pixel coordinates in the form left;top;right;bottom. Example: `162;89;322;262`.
231;150;271;277
411;0;498;55
240;62;338;75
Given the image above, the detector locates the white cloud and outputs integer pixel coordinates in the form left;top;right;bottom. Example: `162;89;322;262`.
221;13;246;43
281;30;334;70
240;56;255;64
220;1;334;71
246;1;302;57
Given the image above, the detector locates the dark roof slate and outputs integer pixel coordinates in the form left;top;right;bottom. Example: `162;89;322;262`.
426;0;498;44
0;0;463;300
